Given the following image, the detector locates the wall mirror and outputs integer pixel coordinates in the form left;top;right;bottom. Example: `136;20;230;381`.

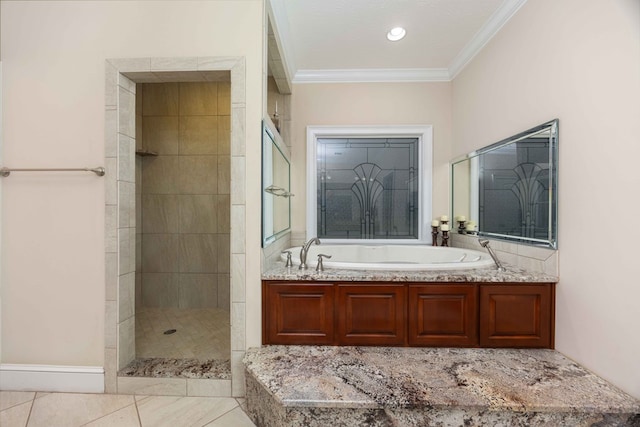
451;119;558;248
262;119;292;247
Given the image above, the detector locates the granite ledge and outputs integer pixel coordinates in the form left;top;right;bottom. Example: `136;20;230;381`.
244;346;640;415
262;263;557;283
119;357;231;379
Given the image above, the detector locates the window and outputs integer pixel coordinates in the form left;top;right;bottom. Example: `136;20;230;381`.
307;126;432;243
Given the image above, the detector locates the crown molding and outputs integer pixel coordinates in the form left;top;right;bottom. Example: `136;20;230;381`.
293;68;451;84
276;0;527;84
448;0;528;79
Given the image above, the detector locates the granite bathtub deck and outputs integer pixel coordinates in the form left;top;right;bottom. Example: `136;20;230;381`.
244;346;639;426
262;264;557;283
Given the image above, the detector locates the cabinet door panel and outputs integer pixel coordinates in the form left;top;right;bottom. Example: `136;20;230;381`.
264;283;334;345
480;284;552;348
408;285;478;346
337;285;406;346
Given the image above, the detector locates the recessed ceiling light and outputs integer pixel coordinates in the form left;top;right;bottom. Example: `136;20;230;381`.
387;27;406;42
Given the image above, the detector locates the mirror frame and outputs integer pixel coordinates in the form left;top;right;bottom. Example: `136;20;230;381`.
262;118;292;247
451;119;558;249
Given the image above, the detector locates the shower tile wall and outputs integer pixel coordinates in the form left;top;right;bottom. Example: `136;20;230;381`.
136;82;231;310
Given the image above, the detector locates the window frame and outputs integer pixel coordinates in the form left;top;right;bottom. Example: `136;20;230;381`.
306;125;433;244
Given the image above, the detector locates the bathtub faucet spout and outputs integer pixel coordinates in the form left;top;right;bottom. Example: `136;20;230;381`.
478;238;506;272
299;237;321;269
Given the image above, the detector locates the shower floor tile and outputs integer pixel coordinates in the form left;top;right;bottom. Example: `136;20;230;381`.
135;307;230;361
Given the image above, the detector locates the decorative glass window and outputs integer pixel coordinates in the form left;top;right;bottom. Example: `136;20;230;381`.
307;126;432;243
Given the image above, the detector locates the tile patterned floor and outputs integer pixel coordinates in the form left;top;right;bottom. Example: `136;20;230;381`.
135;307;230;361
0;391;256;427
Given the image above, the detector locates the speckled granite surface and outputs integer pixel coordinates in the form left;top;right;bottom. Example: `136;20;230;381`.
262;263;557;283
119;357;231;379
244;346;639;426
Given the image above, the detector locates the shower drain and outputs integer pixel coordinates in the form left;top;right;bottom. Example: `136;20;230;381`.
163;329;177;335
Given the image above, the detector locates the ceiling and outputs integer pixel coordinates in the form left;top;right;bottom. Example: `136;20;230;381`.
268;0;527;83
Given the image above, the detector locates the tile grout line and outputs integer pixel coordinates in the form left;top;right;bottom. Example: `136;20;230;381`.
0;395;32;413
197;399;240;427
134;398;144;427
77;401;138;427
24;395;36;427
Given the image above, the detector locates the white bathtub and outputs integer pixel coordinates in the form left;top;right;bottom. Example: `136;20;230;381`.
281;244;495;271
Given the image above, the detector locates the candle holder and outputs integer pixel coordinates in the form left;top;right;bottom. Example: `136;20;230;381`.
431;226;439;246
441;230;449;247
272;111;281;133
458;220;466;234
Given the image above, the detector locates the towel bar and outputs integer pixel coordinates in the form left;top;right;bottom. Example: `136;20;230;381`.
0;167;105;177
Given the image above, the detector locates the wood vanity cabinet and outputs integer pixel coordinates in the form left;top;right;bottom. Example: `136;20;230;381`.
479;284;554;348
262;281;555;348
262;282;335;345
337;284;406;346
408;284;478;347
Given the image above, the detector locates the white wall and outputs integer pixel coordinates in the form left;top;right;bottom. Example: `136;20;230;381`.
0;1;263;367
290;82;452;239
452;0;640;398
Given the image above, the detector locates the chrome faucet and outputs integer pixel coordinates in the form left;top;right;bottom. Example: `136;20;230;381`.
299;237;321;269
316;254;332;272
478;238;506;272
281;250;293;268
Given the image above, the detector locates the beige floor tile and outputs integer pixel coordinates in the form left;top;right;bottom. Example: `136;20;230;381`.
3;392;256;427
0;391;35;411
0;400;32;427
117;377;186;396
204;406;254;427
187;379;231;397
136;396;237;427
27;393;134;427
82;404;140;427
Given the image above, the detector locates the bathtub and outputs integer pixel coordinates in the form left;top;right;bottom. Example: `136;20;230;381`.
281;244;496;271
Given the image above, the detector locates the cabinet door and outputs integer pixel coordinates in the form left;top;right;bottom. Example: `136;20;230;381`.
337;284;406;346
408;284;478;347
263;282;334;345
480;284;552;348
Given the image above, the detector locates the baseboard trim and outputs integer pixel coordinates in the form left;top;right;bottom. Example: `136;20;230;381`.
0;364;104;393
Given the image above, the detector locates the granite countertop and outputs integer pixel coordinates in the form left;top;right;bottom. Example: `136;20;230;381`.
244;346;640;414
262;263;558;283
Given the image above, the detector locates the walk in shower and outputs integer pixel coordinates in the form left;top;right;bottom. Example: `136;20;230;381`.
122;79;231;378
